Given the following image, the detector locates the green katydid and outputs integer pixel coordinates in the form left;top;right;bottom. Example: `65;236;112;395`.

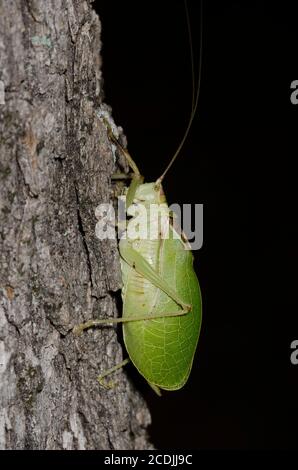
74;0;203;395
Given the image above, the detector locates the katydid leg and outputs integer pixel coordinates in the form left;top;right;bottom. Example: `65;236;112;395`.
97;358;130;389
73;308;189;336
119;241;191;313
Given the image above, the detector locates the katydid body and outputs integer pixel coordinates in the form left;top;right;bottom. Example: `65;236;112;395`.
74;178;202;394
74;0;203;395
120;183;202;391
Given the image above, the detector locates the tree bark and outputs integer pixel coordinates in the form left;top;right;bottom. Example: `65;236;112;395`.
0;0;152;450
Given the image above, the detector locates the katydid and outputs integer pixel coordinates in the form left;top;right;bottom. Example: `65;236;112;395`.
74;0;203;395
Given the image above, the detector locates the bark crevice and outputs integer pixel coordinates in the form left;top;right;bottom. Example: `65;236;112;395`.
74;185;93;291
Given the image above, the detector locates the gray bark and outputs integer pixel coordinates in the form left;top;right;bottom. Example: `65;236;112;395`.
0;0;152;449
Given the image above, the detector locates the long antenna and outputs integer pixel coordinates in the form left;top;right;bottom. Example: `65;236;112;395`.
156;0;203;184
186;0;196;113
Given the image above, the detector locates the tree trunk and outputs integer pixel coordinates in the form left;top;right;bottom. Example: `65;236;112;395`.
0;0;152;450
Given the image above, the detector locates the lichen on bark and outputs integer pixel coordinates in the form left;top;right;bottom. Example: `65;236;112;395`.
0;0;152;450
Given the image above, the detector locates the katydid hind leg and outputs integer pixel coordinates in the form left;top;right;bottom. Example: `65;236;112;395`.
73;307;189;336
119;241;191;313
73;242;191;336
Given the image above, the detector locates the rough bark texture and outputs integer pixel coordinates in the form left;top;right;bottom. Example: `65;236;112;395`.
0;0;152;449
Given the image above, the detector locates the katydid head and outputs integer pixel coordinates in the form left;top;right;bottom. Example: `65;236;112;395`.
125;167;166;209
134;182;167;205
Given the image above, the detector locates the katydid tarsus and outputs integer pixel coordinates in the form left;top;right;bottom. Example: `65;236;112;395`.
74;0;203;395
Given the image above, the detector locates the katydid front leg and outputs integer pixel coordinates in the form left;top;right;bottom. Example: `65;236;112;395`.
106;118;144;208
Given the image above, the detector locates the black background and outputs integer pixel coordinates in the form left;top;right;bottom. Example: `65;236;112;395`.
93;0;298;450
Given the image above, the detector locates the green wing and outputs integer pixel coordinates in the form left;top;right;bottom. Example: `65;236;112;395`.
121;229;202;390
